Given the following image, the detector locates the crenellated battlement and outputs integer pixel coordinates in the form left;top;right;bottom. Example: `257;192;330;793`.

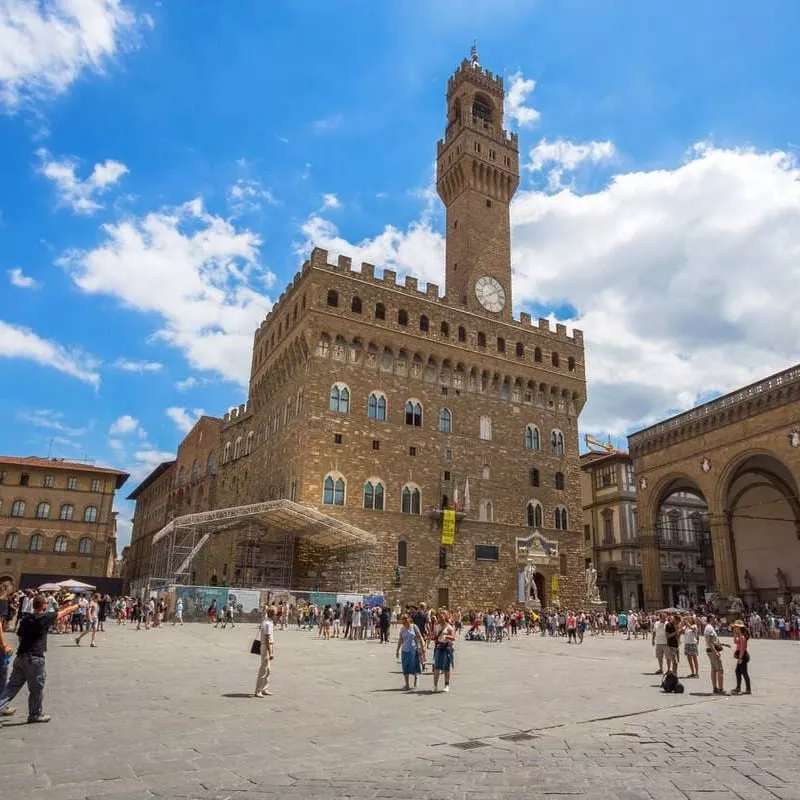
447;59;505;97
222;402;249;426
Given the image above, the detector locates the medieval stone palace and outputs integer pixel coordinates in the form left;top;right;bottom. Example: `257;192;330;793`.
125;52;588;610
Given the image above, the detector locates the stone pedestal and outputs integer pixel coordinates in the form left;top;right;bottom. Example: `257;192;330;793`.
584;599;607;614
525;598;542;612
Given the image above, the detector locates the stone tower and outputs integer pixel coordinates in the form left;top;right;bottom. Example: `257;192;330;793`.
436;48;520;319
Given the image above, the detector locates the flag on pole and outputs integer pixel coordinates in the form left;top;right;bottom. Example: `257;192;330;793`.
463;477;471;513
452;478;460;511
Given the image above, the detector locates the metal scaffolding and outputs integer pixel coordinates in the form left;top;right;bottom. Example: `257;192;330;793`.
148;499;376;590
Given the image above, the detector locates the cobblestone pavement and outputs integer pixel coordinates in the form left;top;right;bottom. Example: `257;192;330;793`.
1;622;798;799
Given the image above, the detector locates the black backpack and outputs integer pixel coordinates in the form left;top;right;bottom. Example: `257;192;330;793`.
661;671;684;693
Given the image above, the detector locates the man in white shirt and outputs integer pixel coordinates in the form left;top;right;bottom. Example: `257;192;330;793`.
651;612;668;674
254;606;275;698
703;613;728;695
76;594;99;648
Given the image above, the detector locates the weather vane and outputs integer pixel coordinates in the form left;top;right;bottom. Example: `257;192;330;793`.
470;40;480;67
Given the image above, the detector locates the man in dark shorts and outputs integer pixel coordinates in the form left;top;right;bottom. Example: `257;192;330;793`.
0;593;79;723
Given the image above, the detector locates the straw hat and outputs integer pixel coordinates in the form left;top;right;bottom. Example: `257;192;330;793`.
731;619;746;628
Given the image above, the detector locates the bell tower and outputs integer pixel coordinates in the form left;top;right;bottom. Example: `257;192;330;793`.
436;47;519;318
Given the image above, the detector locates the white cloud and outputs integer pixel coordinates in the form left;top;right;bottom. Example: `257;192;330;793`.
312;113;342;133
504;71;540;128
321;193;340;210
227;178;277;215
58;197;274;385
15;408;87;436
112;358;163;372
166;406;204;434
108;414;140;435
175;376;198;391
8;267;39;289
0;0;143;108
527;138;616;191
299;142;800;438
37;149;128;214
127;447;174;484
0;319;100;386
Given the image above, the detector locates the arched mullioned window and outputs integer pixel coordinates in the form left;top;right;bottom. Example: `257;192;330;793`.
4;532;19;549
404;400;423;427
368;392;387;421
322;473;346;506
54;535;68;553
439;408;452;433
83;506;98;523
479;500;494;522
551;429;565;455
419;315;429;332
233;437;242;459
555;506;569;530
78;537;93;554
329;383;350;413
29;533;43;552
401;484;421;515
60;504;74;520
326;289;338;307
11;500;25;517
35;502;50;519
206;452;215;475
245;431;255;455
526;500;543;528
191;460;200;480
223;442;232;463
525;424;541;450
555;471;565;490
363;480;385;511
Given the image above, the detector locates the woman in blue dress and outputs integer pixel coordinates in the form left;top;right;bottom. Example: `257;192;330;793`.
395;614;425;690
432;610;456;693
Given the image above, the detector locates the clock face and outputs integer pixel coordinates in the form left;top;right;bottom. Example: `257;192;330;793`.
475;276;506;312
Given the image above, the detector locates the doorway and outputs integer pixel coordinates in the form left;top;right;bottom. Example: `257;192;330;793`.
437;587;449;609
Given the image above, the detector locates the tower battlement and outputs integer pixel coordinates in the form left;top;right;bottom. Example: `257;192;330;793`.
447;59;505;97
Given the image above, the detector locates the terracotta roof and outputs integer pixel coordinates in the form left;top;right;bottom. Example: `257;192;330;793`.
126;460;176;500
0;456;130;489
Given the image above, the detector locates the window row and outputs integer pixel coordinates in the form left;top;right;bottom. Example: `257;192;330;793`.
177;452;216;485
8;501;99;522
322;475;422;514
528;469;566;490
3;531;93;554
526;501;569;531
0;473;102;492
395;540;501;567
325;290;577;371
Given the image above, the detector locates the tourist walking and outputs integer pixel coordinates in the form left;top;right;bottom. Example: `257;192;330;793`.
652;612;668;674
664;613;679;674
703;613;730;695
76;593;100;647
173;598;184;626
254;607;275;698
682;614;700;678
731;620;752;695
432;610;455;693
396;614;424;690
0;594;80;723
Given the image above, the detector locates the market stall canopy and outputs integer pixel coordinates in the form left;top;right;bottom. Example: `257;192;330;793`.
38;583;62;592
57;579;96;590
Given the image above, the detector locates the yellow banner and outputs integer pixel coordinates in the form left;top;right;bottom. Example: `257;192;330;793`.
441;509;456;545
550;574;559;602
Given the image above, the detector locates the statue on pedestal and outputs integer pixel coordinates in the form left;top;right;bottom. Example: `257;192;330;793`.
524;562;539;603
776;568;790;594
585;561;600;603
744;570;756;593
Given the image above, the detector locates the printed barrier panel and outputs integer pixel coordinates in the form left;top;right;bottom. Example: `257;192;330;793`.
175;586;229;621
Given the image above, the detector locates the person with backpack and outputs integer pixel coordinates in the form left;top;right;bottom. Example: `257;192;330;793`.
731;620;752;695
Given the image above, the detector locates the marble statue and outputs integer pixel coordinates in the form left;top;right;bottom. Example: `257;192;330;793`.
776;568;789;593
678;590;690;611
585;562;600;602
744;570;756;593
728;595;744;616
524;563;539;602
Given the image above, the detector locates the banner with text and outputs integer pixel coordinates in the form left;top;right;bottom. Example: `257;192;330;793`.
550;574;559;604
441;509;456;545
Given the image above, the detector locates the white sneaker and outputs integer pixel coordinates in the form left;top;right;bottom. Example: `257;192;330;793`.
443;685;450;693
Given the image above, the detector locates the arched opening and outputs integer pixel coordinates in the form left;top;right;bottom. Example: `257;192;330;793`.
533;572;546;606
724;453;800;605
653;476;711;610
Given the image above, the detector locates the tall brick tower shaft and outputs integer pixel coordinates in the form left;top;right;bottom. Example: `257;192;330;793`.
436;48;520;319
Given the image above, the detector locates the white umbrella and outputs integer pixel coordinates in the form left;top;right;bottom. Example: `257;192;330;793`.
56;579;96;590
38;583;62;592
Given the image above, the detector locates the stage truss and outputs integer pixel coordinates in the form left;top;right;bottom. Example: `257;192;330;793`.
148;500;377;590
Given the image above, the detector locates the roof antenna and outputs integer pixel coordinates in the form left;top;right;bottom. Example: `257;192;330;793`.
470;40;480;68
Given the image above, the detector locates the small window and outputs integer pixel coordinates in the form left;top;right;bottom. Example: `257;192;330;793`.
398;309;408;326
568;356;576;372
323;474;346;506
475;544;499;561
497;337;505;353
482;464;490;480
334;433;343;445
555;471;565;490
83;506;98;523
445;449;453;461
351;296;362;313
529;468;540;487
486;199;492;208
44;474;54;488
4;532;19;550
477;332;486;347
443;470;451;482
54;535;68;553
458;326;467;342
329;383;350;413
78;537;93;555
440;321;449;337
552;352;560;368
439;408;452;433
60;504;74;521
67;476;77;490
11;500;25;518
363;480;385;511
368;392;387;421
375;303;386;320
534;347;542;363
326;289;339;307
439;547;449;570
397;540;408;567
29;534;43;552
404;400;423;427
409;446;417;457
35;502;50;520
515;342;524;358
479;500;494;523
401;485;421;514
420;315;429;332
372;440;380;451
90;479;101;492
525;424;541;450
20;473;30;487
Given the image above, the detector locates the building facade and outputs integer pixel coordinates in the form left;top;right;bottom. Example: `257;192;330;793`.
0;456;128;588
133;54;589;610
628;364;800;611
581;450;710;611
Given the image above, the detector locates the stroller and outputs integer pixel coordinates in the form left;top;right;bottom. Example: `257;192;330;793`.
465;623;486;641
